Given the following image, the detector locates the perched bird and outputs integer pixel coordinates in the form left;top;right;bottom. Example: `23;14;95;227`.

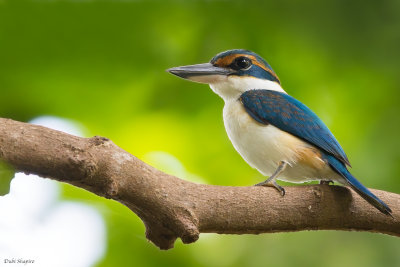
167;49;392;215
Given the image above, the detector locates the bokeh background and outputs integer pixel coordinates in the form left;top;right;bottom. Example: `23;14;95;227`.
1;0;399;266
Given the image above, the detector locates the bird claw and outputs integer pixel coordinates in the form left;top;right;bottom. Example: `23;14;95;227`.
255;161;287;196
278;185;286;196
255;180;285;196
320;180;334;185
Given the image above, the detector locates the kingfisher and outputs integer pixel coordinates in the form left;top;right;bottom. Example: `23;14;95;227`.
167;49;392;215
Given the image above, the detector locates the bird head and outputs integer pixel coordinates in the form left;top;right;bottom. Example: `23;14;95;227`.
167;49;285;100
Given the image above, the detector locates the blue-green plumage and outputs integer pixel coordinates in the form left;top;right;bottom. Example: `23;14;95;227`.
168;49;393;216
240;89;392;215
240;89;350;166
233;65;280;83
211;49;275;71
324;153;392;215
211;49;281;83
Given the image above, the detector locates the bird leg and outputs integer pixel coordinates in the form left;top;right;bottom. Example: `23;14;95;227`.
255;161;287;196
319;180;334;185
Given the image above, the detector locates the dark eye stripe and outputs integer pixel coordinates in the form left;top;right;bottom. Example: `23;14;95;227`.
213;54;280;83
234;57;252;70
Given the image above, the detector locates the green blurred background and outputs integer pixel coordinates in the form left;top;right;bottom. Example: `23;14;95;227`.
1;0;399;266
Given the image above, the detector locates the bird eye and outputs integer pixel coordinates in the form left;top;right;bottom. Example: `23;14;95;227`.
235;57;252;70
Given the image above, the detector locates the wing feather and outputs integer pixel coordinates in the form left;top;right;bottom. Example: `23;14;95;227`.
240;89;350;166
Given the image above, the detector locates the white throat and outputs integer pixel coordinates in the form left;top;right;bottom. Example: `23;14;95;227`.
209;76;286;101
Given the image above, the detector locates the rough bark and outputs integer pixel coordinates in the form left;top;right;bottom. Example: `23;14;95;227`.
0;118;399;250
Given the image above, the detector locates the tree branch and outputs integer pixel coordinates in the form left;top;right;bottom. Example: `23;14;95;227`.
0;118;398;250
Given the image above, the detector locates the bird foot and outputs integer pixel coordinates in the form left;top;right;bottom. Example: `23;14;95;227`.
255;180;285;196
319;180;334;185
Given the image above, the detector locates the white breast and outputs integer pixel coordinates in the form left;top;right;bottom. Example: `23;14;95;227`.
222;99;335;183
208;76;343;183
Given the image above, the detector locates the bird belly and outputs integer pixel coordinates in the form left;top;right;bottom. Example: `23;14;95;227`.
223;100;336;183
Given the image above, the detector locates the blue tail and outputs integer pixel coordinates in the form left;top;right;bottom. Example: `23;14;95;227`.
324;154;392;215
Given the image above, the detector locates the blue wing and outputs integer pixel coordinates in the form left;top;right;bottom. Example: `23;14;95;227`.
240;89;350;166
324;153;391;215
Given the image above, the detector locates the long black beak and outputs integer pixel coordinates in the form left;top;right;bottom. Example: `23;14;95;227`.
167;63;231;80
